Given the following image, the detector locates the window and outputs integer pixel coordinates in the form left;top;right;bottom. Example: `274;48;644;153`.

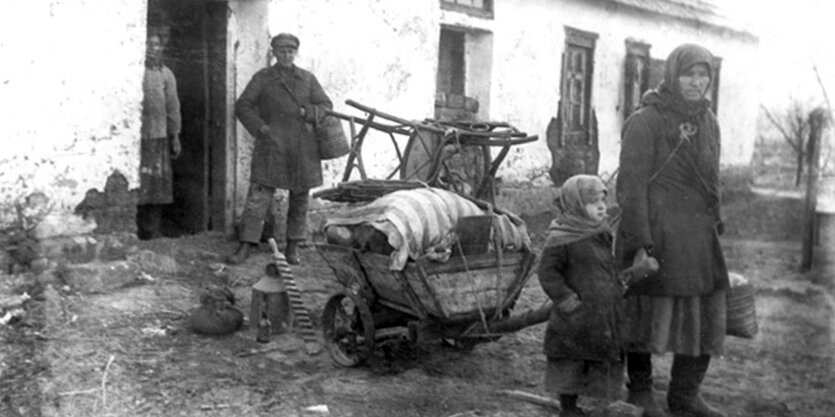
437;29;466;96
435;27;492;121
560;27;597;144
441;0;493;18
623;40;651;119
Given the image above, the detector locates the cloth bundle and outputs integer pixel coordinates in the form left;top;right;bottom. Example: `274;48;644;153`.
325;187;529;270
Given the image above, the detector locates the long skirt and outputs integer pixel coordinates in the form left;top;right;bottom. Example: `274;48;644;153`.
623;289;727;356
545;357;624;400
138;137;173;205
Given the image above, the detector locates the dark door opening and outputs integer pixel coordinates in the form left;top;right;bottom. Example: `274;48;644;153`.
149;0;228;237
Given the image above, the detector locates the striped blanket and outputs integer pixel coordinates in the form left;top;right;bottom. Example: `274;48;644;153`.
325;187;530;270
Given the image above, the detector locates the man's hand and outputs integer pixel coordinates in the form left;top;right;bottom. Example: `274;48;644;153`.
170;134;181;160
556;293;581;314
258;125;270;137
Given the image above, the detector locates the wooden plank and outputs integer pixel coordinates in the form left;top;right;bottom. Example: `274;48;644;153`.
497;389;561;411
352;250;532;320
421;251;525;274
316;245;374;300
392;270;430;320
411;263;448;318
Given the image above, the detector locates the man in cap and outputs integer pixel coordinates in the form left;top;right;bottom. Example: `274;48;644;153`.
227;33;334;265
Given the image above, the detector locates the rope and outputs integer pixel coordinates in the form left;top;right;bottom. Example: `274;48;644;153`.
455;238;490;335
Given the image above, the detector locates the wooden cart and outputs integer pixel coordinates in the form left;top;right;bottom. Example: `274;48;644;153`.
314;101;543;367
318;243;536;367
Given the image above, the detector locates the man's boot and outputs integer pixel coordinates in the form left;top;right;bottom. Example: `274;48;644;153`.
285;240;300;265
626;352;667;417
668;355;726;417
225;242;255;265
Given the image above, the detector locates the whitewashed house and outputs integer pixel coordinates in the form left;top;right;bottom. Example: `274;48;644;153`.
0;0;759;240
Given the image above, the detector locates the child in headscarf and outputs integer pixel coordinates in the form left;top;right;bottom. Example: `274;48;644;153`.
538;174;624;416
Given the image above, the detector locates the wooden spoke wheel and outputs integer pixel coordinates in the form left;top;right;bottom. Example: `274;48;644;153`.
321;292;375;367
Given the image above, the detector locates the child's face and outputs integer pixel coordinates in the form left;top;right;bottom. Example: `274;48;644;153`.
584;192;607;225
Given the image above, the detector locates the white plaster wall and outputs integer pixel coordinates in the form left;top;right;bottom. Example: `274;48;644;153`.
227;0;759;217
229;0;270;225
0;0;148;225
0;0;762;232
487;0;760;183
261;0;441;190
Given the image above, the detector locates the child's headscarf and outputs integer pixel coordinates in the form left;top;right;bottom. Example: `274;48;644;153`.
545;175;610;248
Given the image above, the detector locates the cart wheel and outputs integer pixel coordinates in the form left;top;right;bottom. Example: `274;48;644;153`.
321;292;375;367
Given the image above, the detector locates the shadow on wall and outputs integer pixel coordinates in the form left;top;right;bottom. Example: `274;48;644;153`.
74;171;138;235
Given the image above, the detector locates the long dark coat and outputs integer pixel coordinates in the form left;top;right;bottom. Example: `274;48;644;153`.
235;65;333;191
538;233;624;362
615;85;729;297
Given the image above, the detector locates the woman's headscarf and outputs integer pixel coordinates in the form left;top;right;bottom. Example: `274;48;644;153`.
544;175;610;248
640;43;721;208
653;43;714;117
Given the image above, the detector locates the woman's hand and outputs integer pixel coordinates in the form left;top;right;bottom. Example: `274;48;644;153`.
170;134;181;160
556;293;582;314
633;247;648;263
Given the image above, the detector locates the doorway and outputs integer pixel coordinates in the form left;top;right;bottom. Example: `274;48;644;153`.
148;0;229;237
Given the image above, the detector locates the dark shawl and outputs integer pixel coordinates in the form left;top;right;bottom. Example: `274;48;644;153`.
615;43;729;296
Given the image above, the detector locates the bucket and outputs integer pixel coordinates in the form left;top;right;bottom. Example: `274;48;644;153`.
453;215;493;256
316;112;350;160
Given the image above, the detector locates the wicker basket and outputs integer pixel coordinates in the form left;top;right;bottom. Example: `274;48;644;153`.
726;276;758;339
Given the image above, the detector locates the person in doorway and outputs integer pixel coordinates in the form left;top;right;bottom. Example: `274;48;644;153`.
137;27;181;240
226;33;334;265
538;174;624;417
616;43;729;417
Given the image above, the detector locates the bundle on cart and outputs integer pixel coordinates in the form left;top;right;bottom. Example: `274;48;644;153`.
323;187;530;271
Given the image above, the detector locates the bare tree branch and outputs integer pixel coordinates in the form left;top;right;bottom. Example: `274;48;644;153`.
760;104;802;153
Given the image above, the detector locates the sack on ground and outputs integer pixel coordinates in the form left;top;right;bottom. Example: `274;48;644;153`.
726;272;758;339
187;286;244;336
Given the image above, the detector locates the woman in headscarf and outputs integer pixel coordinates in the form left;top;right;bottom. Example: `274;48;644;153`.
616;44;729;417
137;27;181;240
538;174;624;416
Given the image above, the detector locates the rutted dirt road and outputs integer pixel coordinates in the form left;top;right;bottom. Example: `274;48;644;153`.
1;188;833;417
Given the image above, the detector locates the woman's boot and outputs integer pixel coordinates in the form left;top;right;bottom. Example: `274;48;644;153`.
626;352;667;417
559;394;587;416
668;355;726;417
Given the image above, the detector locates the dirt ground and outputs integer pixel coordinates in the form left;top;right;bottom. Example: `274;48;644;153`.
1;182;834;417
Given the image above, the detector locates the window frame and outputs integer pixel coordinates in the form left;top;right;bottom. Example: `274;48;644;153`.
710;56;722;114
623;40;651;119
559;27;598;144
440;0;493;19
